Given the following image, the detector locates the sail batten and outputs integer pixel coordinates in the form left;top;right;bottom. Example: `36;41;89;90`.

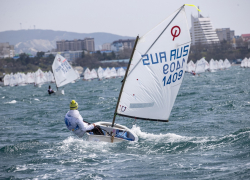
115;6;191;122
116;113;169;122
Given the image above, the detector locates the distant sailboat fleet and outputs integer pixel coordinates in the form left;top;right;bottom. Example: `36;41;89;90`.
83;67;126;80
3;69;56;87
186;58;232;74
2;65;126;86
4;56;250;86
240;57;250;68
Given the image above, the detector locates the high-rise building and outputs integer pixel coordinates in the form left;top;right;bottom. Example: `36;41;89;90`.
56;38;95;52
83;38;95;52
215;28;235;42
190;14;219;45
0;42;15;58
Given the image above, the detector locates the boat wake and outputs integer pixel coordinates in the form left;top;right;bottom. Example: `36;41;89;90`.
131;125;187;143
130;125;250;154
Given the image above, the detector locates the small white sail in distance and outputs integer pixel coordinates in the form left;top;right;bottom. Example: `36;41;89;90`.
97;67;104;79
116;5;191;122
84;68;92;80
52;54;79;87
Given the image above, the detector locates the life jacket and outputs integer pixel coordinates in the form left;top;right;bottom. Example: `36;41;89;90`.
64;113;80;131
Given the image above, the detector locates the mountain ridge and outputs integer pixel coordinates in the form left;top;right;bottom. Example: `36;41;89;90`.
0;29;134;54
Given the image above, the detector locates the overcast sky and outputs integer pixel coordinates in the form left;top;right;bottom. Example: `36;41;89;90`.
0;0;249;37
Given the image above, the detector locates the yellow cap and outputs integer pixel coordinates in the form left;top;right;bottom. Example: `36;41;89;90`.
70;100;78;110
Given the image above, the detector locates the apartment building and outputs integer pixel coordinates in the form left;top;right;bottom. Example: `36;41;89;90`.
215;28;235;42
190;14;220;45
56;38;95;52
102;43;111;51
0;42;15;58
111;39;135;52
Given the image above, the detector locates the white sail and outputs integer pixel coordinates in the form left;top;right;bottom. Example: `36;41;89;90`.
31;72;35;83
218;59;224;69
74;70;80;80
52;54;79;87
90;69;98;79
240;59;245;68
223;59;231;69
45;71;50;82
202;58;209;70
83;68;92;80
97;67;104;79
17;73;26;85
248;58;250;68
195;59;206;73
47;71;54;82
4;74;10;86
14;74;19;86
35;69;45;85
245;58;250;68
9;73;15;86
215;60;219;69
117;67;125;77
209;59;217;71
103;67;111;79
35;70;41;85
16;73;21;85
187;60;195;72
116;6;191;121
25;73;29;84
243;58;248;68
244;58;249;67
26;72;34;84
110;67;117;78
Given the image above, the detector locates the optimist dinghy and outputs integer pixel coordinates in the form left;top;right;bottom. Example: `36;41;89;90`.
52;54;79;94
88;4;197;143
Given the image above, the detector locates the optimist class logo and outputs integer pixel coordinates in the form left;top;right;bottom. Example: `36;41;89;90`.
171;26;181;41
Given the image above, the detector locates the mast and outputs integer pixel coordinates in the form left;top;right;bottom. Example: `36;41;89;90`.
111;35;139;127
51;67;58;90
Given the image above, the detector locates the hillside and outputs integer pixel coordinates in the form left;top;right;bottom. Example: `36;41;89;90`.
0;29;134;54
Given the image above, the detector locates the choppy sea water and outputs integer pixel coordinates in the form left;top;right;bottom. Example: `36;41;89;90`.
0;66;250;180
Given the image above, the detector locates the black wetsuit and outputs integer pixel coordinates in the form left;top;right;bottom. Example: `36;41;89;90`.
84;120;104;135
48;89;54;94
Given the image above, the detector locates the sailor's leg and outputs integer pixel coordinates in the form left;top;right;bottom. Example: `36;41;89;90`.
89;125;104;135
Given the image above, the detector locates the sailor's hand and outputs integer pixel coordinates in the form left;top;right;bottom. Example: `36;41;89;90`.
93;123;96;127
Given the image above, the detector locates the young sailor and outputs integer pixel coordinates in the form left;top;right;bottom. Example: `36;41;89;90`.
65;100;103;138
48;85;55;94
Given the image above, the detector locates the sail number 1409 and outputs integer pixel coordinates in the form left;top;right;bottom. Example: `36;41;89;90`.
162;59;185;86
162;70;183;86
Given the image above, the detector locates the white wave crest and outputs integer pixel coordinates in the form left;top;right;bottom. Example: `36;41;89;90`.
5;100;17;104
34;98;40;101
131;125;189;143
60;136;114;154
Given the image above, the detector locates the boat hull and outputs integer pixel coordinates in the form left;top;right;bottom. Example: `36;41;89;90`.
86;121;138;143
54;89;64;95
